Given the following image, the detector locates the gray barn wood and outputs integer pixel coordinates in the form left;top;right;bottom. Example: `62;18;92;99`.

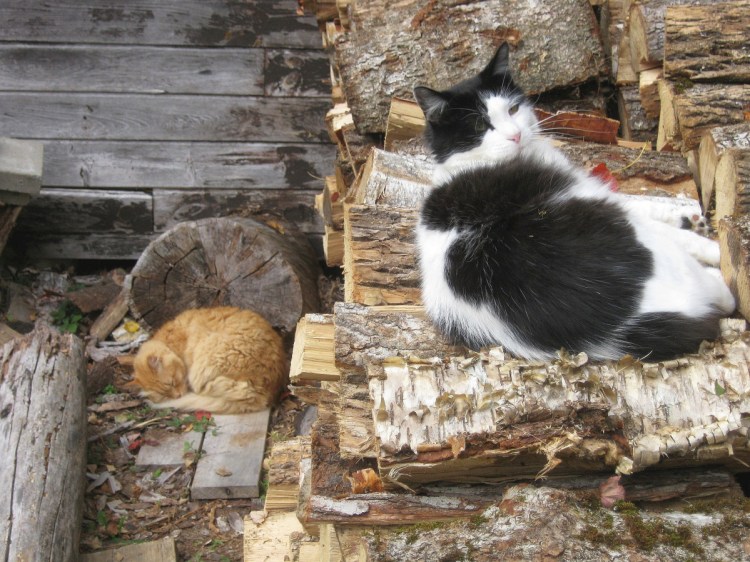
1;0;332;260
0;0;320;48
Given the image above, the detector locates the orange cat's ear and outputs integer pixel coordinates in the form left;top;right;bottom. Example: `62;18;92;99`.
147;354;161;372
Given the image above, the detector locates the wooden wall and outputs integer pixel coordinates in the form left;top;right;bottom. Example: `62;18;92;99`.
0;0;335;259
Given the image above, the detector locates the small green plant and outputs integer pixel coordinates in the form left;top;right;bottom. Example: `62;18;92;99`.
207;539;224;551
51;300;83;334
152;468;163;479
96;510;107;528
102;384;118;395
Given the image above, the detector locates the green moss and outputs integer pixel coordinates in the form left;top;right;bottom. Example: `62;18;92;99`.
579;524;623;549
469;513;490;528
673;77;695;94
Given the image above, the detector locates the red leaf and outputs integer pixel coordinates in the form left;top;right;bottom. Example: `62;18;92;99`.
591;162;619;192
195;410;212;421
127;438;143;452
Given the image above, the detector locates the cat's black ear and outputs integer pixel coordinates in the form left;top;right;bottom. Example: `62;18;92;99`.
481;42;511;78
414;86;448;123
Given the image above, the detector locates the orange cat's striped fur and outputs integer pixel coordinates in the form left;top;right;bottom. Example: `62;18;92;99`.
132;306;287;414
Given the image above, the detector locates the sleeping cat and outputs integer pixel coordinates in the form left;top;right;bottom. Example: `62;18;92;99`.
131;306;287;414
413;43;735;361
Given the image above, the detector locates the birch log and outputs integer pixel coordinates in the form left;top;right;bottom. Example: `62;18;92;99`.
664;1;750;83
0;325;87;562
335;0;606;133
333;303;750;485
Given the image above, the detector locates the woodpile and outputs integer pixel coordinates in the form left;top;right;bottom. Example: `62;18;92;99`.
270;1;750;559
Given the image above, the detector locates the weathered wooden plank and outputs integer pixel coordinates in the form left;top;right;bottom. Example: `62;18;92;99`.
0;93;330;142
81;537;177;562
0;0;320;48
0;44;265;95
52;140;329;190
14;188;153;234
153;189;323;234
135;427;205;467
191;411;270;500
42;141;335;190
9;232;157;260
265;49;331;97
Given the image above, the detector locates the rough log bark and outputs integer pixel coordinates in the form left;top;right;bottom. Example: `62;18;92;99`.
659;82;750;152
639;68;662;119
0;325;87;562
719;215;750;322
264;436;311;513
628;0;728;71
617;84;659;142
344;205;420;306
128;217;320;333
333;484;750;561
333;303;750;485
699;125;750;212
335;0;606;134
714;148;750;222
664;1;750;83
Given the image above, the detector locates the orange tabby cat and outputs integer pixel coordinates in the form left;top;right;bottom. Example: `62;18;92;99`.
131;306;287;414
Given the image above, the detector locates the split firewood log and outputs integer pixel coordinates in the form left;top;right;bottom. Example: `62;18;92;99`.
699;124;750;212
664;1;750;83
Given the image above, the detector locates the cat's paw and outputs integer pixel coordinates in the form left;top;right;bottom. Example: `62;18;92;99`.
680;212;710;236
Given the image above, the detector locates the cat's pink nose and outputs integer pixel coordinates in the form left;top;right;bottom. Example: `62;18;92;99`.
510;132;521;144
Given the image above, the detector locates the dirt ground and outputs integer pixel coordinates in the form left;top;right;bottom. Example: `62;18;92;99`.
1;261;343;562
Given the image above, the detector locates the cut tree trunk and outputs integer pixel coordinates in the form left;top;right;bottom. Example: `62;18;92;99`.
127;217;320;333
664;1;750;83
719;215;750;322
333;303;750;484
639;68;663;119
699;124;750;212
0;325;87;562
714;148;750;222
347;148;432;206
335;0;606;133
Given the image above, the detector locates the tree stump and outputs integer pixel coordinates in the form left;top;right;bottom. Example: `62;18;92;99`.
128;217;320;333
0;324;87;562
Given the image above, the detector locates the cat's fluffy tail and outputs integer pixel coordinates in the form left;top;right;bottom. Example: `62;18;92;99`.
147;392;268;415
621;312;722;362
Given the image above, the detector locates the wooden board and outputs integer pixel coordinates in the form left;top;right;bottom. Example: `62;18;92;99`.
0;45;265;95
41;141;335;190
14;188;153;234
81;537;177;562
191;410;271;500
9;232;157;260
0;0;320;49
135;427;205;467
0;93;330;143
153;189;324;234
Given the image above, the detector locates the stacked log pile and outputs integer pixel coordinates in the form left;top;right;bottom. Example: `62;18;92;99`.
277;1;750;560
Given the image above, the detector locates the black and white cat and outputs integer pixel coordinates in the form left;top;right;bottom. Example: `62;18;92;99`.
413;43;735;361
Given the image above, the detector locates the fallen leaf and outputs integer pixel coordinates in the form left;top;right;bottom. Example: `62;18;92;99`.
214;467;233;477
600;475;626;509
347;468;384;494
